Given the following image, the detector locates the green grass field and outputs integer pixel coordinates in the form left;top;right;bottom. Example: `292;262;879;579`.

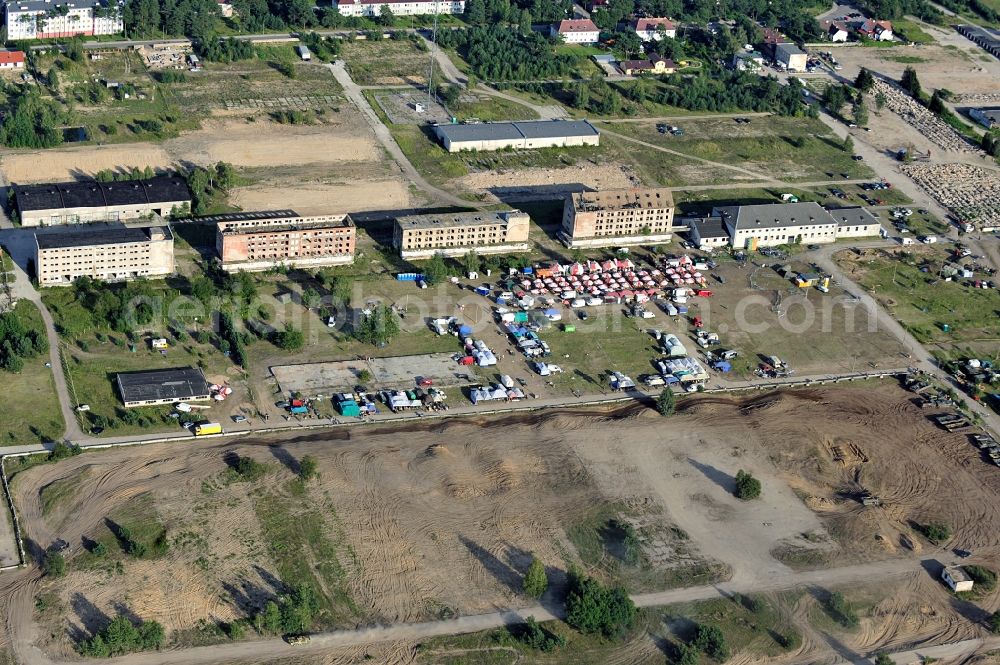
837;247;1000;345
341;38;430;85
0;301;65;447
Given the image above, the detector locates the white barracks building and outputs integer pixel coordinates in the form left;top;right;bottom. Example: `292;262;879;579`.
333;0;464;17
5;0;122;40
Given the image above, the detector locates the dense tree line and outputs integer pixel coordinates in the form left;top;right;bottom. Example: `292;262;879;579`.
62;277;158;334
0;89;63;149
185;161;237;215
123;0;221;40
252;583;319;635
436;26;579;81
658;69;814;116
0;308;48;373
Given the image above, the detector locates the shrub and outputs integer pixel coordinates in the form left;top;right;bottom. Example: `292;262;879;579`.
77;615;165;657
874;653;894;665
514;616;565;652
48;441;82;462
235;456;266;481
825;591;859;629
989;610;1000;634
298;455;318;481
918;522;950;544
693;623;730;661
656;387;676;416
962;565;996;592
564;567;636;638
43;551;66;577
522;557;547;598
734;470;761;500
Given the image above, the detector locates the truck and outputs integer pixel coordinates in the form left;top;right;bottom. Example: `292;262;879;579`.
194;422;222;436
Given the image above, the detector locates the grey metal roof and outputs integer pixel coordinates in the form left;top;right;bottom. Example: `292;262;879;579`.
397;209;524;229
776;43;805;56
829;206;880;227
513;120;599;139
688;217;728;239
191;210;301;223
713;202;837;231
36;225;172;250
116;367;211;404
436;120;599;143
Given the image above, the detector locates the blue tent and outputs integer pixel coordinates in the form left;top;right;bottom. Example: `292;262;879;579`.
458;324;473;336
544;308;559;317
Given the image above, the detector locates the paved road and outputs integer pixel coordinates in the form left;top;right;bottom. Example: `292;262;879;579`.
326;60;475;209
17;556;941;665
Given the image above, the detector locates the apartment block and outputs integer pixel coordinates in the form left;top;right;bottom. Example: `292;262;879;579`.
211;210;356;272
35;225;174;287
560;187;675;248
5;0;122;40
333;0;464;16
393;210;530;259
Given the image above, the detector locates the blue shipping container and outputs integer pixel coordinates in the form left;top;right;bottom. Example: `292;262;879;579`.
396;273;424;282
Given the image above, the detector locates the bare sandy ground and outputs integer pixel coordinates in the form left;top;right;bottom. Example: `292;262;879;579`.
7;383;999;660
231;181;413;214
0;117;383;184
457;163;640;193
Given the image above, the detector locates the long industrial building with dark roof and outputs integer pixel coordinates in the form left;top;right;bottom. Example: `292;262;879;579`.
116;367;211;408
433;119;600;153
13;176;192;227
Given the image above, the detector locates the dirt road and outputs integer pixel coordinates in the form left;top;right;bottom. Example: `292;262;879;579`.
327;60;474;209
10;558;932;665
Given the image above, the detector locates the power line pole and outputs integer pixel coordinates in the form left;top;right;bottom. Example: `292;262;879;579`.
427;0;439;110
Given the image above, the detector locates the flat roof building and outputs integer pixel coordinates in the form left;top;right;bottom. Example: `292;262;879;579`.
560;187;675;248
942;565;974;592
957;24;1000;58
212;210;356;272
334;0;464;17
686;216;730;250
13;176;192;227
35;225;175;287
116;367;211;408
434;119;600;153
5;0;123;40
393;209;531;259
970;107;1000;129
775;43;807;71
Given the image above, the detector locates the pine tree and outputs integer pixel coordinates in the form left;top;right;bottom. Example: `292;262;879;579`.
523;557;548;598
854;67;874;93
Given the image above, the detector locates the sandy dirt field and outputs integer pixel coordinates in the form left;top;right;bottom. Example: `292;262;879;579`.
231;181;414;215
1;118;381;184
457;163;641;195
6;382;999;662
831;42;1000;96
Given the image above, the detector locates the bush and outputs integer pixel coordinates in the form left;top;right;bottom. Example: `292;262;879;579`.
564;567;636;638
48;441;82;462
874;653;894;665
513;616;565;652
522;557;547;598
962;565;996;592
674;642;699;665
77;615;165;657
918;522;951;544
734;470;761;500
271;324;304;351
990;610;1000;634
43;551;66;577
298;455;318;481
693;623;730;661
825;591;859;629
656;387;676;416
234;455;266;481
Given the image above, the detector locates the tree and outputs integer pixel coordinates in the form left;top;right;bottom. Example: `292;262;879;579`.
823;84;848;116
929;89;946;114
694;623;730;661
990;610;1000;634
874;652;894;665
523;557;548;598
465;0;486;24
734;470;761;500
299;455;318;481
258;601;282;633
354;304;401;347
564;567;636;638
853;100;869;126
378;3;395;25
842;135;854;153
854;67;875;93
656;387;676;416
422;254;449;285
675;643;700;665
272;324;304;351
461;250;481;276
43;550;66;577
301;287;320;309
901;66;921;97
573;81;590;109
875;91;887;111
518;8;532;34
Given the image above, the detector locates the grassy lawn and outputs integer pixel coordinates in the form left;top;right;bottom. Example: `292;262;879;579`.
661;595;802;659
341;38;430;85
0;301;65;447
389;124;470;186
604;116;875;182
835;246;1000;345
450;93;539;121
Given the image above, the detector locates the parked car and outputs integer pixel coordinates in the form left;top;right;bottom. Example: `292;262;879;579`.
232;414;247;423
